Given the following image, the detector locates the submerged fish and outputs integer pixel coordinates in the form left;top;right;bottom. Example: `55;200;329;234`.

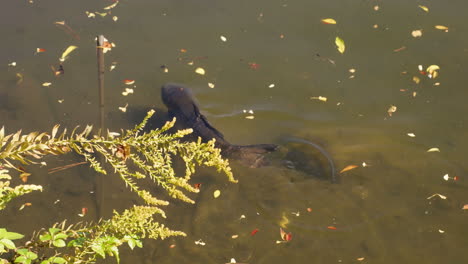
161;83;278;167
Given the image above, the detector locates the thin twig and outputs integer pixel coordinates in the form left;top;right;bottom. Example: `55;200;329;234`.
48;161;87;174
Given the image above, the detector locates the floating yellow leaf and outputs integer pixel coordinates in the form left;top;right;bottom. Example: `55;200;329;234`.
340;165;358;173
118;104;128;113
427;147;440;152
208;82;215;88
122;88;134;96
426;65;440;79
412;76;420;84
103;1;119;10
407;133;416;137
245;115;255;119
195;67;205;75
95;12;107;17
321;18;337;24
16;73;23;84
42;82;52;87
86;11;96;18
335;37;345;54
387;105;397;116
411;30;423;38
310;96;327;102
427;193;446;200
435;25;448;31
279;212;289;228
213;189;221;198
418;5;429;12
59;45;78;62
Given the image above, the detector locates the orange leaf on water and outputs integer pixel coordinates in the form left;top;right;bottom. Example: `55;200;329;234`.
36;48;46;53
327;226;337;230
280;228;292;241
463;204;468;210
340;165;358;173
123;79;135;85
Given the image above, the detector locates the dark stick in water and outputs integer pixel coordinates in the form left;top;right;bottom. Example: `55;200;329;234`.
161;83;278;168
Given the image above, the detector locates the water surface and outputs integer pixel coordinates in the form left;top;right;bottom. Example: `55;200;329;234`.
1;0;467;263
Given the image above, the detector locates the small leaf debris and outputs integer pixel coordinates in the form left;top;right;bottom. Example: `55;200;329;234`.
321;18;337;24
340;165;358;173
427;147;440;152
335;37;345;54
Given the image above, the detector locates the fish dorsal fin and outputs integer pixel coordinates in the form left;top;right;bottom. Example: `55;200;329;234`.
192;102;225;139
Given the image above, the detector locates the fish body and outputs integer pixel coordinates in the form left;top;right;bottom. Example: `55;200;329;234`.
161;83;278;167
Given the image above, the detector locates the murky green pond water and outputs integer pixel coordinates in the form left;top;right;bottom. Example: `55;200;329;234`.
1;0;468;263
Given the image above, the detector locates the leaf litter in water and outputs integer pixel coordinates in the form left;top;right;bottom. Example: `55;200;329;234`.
427;193;447;200
195;67;205;75
103;1;119;10
321;18;337;24
250;228;259;236
435;25;449;32
418;5;429;12
426;65;440;78
411;30;423;38
427;147;440;152
310;96;327;102
442;174;458;181
335;37;345;53
59;45;78;62
340;165;358;173
279;227;292;242
387;105;397;116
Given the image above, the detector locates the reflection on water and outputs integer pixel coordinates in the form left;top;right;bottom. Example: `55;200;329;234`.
1;0;468;263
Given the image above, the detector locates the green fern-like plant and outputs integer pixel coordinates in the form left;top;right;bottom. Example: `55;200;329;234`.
0;109;236;264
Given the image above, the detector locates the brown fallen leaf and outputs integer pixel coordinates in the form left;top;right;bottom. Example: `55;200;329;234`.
462;204;468;210
340;165;358;173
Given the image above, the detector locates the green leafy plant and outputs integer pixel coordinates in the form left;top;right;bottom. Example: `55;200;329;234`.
0;110;235;263
14;249;38;264
0;228;24;254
